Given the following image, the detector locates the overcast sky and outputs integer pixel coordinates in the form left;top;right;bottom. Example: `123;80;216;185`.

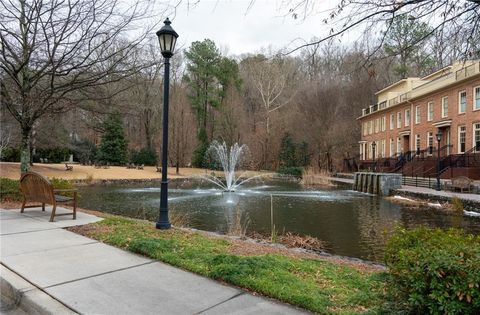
152;0;342;57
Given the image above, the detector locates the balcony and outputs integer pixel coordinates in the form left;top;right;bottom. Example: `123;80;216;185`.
455;62;480;81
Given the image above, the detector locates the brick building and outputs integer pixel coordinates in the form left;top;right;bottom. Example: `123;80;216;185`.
357;60;480;179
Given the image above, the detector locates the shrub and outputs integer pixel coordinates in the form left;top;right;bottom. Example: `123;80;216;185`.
130;148;157;166
0;178;21;201
35;147;71;163
278;166;303;178
49;178;76;197
0;177;77;201
0;147;21;162
384;226;480;314
450;197;464;214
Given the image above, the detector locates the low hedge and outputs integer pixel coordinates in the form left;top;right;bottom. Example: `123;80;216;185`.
0;178;22;201
277;166;303;178
0;177;76;201
384;227;480;314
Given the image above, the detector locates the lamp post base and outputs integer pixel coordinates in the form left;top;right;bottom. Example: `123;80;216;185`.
156;221;171;229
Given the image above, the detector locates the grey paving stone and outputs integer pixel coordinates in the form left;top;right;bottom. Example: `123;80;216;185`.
46;262;241;315
0;217;56;235
201;292;311;315
1;229;97;258
2;243;152;288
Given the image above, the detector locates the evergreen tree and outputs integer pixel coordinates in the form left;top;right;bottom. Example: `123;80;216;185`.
184;39;241;167
279;133;297;167
97;113;128;165
384;15;433;78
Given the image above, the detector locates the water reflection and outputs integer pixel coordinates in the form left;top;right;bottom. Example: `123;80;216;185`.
78;179;480;261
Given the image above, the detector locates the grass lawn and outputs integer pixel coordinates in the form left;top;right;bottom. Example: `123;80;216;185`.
71;215;387;314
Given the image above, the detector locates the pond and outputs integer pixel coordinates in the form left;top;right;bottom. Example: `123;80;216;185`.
78;179;480;262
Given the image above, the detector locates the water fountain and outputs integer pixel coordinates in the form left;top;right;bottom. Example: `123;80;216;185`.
201;141;254;192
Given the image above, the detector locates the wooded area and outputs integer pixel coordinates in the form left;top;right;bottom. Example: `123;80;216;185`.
1;0;479;173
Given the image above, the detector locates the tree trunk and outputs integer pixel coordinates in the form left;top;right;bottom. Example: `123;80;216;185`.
20;126;32;173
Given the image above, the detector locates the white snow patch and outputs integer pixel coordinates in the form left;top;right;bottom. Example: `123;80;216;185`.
393;195;415;202
464;210;480;217
427;202;443;208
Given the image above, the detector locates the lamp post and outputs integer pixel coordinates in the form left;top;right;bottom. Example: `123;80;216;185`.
435;130;442;191
156;18;179;230
371;141;376;172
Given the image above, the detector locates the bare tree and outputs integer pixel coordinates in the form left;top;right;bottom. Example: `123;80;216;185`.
241;54;298;169
0;0;159;172
283;0;480;61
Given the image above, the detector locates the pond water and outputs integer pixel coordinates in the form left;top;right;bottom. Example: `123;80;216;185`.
78;179;480;262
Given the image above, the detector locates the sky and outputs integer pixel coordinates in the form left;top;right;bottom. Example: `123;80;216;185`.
151;0;341;57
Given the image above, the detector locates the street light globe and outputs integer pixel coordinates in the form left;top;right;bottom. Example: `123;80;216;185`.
436;130;442;142
156;18;179;58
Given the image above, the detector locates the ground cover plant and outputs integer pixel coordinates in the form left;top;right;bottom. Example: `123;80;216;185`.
0;177;76;201
384;227;480;314
72;215;386;314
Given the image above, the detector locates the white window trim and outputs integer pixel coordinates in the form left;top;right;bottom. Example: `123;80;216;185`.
474;86;480;111
390;114;394;130
474;123;480;152
441;96;448;118
427;101;433;121
458;91;466;114
405;109;410;127
397;112;401;129
427;132;433;156
458;125;466;154
415;105;420;124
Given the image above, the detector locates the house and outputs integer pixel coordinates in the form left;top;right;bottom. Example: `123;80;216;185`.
357;60;480;179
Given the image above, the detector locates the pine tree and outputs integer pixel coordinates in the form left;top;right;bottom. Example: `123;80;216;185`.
97;113;128;165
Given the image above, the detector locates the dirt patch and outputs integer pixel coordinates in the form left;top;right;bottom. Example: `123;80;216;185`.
0;201;22;209
67;222;113;236
228;239;384;273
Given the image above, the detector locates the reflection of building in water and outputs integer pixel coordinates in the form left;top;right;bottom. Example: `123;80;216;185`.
355;198;402;261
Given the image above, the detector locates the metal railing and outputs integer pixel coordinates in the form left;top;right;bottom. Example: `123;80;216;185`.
455;63;480;81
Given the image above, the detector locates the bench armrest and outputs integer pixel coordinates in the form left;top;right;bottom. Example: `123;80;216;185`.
53;189;78;192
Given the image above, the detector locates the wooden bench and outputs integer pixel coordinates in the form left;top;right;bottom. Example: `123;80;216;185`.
65;163;73;171
445;176;473;193
20;171;77;222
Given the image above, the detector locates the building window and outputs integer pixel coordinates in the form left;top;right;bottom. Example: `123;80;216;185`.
369;121;373;134
459;91;466;114
397;112;402;128
390;139;394;157
441;96;448;118
427;101;433;121
415;105;421;124
405;109;410;127
382;139;386;158
390;114;394;130
381;116;386;132
475;86;480;111
458;126;466;153
375;118;379;133
427;132;433;155
415;134;421;152
474;123;480;151
363;123;367;136
397;138;401;154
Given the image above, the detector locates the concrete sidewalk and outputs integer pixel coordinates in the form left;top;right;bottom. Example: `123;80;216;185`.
0;208;309;315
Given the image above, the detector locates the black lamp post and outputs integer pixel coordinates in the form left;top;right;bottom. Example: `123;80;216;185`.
371;141;376;172
435;130;442;191
156;18;179;230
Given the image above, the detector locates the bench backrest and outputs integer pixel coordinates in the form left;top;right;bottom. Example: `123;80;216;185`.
20;172;54;204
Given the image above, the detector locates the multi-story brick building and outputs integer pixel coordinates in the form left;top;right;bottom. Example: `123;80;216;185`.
357;60;480;179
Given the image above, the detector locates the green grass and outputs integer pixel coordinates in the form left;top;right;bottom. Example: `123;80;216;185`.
81;216;387;314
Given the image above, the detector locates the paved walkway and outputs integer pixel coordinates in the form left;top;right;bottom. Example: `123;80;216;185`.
395;185;480;204
0;207;308;315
